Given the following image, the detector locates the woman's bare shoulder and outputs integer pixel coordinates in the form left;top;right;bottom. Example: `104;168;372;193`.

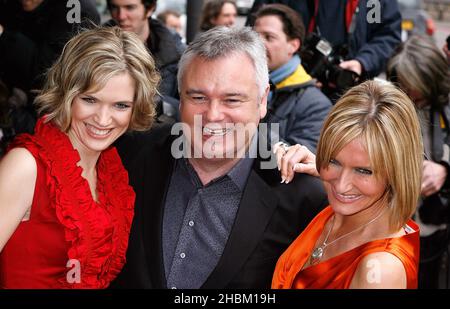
350;251;407;289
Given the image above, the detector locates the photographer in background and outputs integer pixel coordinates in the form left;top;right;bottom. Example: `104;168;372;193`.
253;4;331;152
248;0;402;100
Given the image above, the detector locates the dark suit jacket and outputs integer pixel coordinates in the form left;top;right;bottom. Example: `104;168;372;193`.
113;124;328;288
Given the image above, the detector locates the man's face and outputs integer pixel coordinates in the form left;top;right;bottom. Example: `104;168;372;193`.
212;2;237;27
254;15;300;71
109;0;152;38
20;0;43;11
165;14;182;35
179;53;268;161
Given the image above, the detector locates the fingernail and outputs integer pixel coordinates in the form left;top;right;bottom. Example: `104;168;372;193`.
281;177;285;184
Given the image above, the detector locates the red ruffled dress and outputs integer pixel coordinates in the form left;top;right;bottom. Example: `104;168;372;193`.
0;118;135;289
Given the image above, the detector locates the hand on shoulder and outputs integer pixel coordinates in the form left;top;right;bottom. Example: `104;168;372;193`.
349;252;407;289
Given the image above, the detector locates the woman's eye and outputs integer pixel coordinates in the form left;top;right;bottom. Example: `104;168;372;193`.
115;103;131;110
329;159;339;166
356;168;373;175
82;97;95;104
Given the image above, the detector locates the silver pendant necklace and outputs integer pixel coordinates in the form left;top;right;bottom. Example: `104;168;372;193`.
309;209;386;265
310;215;335;265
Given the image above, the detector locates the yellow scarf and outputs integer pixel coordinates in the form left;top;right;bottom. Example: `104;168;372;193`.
275;65;312;89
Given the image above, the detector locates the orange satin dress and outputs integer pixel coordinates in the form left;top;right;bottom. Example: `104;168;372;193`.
272;206;419;289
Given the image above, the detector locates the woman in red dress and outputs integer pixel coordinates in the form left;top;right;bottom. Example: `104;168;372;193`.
273;81;422;288
0;26;160;288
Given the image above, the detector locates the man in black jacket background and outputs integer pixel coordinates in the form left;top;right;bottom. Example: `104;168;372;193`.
105;0;185;116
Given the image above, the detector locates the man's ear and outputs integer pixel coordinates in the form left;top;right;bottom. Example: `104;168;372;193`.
259;85;270;119
288;38;301;56
145;4;156;18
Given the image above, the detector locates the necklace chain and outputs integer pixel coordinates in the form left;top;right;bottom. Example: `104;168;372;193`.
309;209;386;265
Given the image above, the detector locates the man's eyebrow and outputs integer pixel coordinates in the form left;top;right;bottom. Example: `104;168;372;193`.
260;30;277;36
184;89;249;98
224;92;248;97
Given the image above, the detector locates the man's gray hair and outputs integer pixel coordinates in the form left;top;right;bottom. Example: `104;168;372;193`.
177;26;269;98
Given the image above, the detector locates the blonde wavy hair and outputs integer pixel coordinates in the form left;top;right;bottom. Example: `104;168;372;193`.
36;26;160;132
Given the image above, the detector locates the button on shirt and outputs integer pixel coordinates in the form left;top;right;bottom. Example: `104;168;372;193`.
163;157;254;289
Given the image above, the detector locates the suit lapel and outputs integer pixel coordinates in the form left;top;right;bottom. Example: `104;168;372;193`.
141;135;175;288
202;164;279;288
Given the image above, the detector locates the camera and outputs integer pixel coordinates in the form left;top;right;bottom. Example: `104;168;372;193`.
300;32;360;100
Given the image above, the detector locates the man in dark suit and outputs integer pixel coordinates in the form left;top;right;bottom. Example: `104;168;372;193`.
114;26;327;289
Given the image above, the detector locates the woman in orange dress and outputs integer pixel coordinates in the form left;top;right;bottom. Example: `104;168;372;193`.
273;80;423;288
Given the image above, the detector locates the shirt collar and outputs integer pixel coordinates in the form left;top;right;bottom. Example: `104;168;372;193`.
179;134;257;191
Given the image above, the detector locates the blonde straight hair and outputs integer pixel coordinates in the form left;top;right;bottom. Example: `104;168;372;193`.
316;81;423;231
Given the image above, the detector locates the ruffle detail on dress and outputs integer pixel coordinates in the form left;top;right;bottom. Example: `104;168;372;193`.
10;118;135;288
